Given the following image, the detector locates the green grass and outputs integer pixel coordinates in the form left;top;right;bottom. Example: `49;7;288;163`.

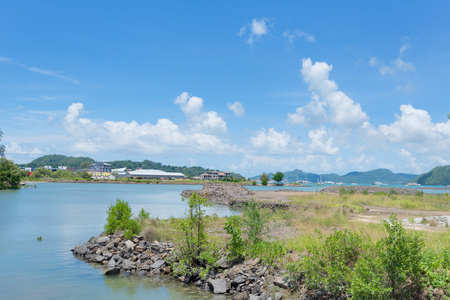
290;192;450;211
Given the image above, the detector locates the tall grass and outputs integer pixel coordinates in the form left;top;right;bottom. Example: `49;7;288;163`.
290;192;450;211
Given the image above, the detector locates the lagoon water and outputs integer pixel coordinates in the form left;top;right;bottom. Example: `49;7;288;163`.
0;183;236;300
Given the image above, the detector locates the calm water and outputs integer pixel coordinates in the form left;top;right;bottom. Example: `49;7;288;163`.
0;183;236;300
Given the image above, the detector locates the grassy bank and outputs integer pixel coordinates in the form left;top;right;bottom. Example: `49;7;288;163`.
104;192;450;299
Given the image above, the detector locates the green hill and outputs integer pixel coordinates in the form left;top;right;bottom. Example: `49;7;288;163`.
20;155;240;178
22;154;94;169
415;165;450;186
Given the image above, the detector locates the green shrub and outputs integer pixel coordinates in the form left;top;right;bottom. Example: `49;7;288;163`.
416;190;424;197
104;199;141;239
301;229;365;294
339;186;347;195
349;255;390;299
224;215;244;260
378;214;424;299
252;180;256;185
242;200;267;246
362;189;369;195
138;208;150;222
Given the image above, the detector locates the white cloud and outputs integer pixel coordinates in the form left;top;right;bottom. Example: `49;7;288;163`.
308;129;339;155
369;42;415;76
379;104;450;144
287;92;327;126
0;57;78;83
288;58;368;128
174;92;227;135
283;30;315;43
5;142;42;155
250;128;294;153
62;94;237;155
239;18;270;46
228;101;245;117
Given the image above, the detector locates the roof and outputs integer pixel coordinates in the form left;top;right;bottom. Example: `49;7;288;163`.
127;169;185;177
112;167;127;172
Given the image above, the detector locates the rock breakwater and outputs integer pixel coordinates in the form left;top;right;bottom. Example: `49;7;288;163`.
72;233;291;299
181;183;256;205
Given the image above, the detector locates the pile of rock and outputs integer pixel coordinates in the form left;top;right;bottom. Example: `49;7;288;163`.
320;185;418;195
72;234;174;276
72;233;290;300
202;257;287;300
181;183;256;205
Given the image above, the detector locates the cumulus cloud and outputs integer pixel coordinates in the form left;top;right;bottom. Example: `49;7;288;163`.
379;104;450;144
283;30;315;43
250;128;294;153
62;94;237;155
308;129;339;155
239;18;270;46
288;58;368;128
174;92;227;135
228;101;245;117
369;42;415;76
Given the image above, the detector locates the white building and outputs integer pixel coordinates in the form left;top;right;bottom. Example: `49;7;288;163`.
125;169;186;180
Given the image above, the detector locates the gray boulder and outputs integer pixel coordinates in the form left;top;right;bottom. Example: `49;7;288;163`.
76;244;88;255
208;279;227;294
96;236;109;245
121;259;134;270
151;260;166;270
233;275;247;285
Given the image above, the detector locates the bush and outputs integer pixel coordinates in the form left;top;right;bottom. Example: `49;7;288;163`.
378;214;425;299
301;229;365;294
224;215;244;260
252;180;256;185
242;200;267;246
104;199;141;239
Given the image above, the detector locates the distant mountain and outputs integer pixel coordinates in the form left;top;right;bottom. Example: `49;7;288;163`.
415;165;450;186
252;168;417;184
20;155;240;178
22;154;94;169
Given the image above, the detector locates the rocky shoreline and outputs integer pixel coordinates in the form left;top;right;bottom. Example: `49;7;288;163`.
181;183;256;205
72;233;291;300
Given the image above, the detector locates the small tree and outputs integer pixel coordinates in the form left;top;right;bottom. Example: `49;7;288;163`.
0;157;23;189
260;172;269;186
0;129;5;157
173;193;212;264
272;171;284;183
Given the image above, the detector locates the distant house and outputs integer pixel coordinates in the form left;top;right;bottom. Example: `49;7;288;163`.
200;171;231;181
89;162;112;173
125;169;186;180
58;166;67;170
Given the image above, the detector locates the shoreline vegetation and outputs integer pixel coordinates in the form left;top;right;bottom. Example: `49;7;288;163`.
73;184;450;299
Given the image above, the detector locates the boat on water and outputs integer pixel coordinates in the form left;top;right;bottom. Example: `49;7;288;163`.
406;183;421;186
373;182;386;185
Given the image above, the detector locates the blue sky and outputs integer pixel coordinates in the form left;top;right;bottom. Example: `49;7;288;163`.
1;1;450;177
